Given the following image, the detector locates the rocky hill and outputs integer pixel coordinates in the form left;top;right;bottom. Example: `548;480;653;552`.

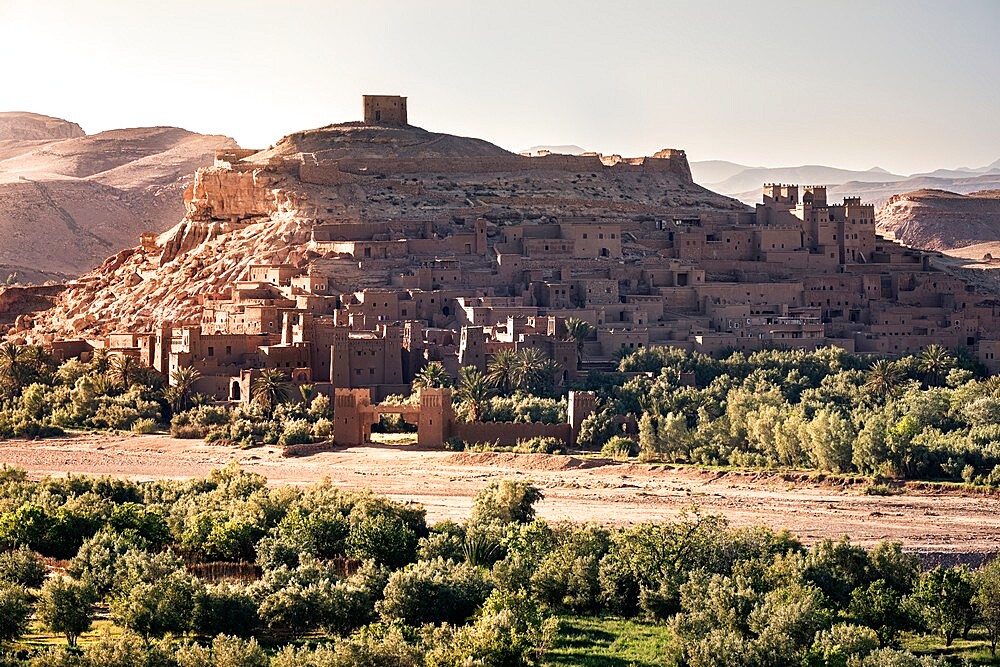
19;121;744;342
876;189;1000;253
0;112;84;141
0;113;237;282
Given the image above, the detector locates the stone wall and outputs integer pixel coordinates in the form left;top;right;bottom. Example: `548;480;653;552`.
282;441;337;457
296;152;692;182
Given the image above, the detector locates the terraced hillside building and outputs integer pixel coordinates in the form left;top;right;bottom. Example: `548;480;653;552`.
21;96;1000;400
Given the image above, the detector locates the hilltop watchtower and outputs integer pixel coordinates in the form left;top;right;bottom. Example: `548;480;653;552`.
363;95;408;125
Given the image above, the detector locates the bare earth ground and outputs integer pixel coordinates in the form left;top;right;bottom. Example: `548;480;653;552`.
1;433;998;555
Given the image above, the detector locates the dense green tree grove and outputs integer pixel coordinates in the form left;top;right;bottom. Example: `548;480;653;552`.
575;345;1000;483
0;469;994;665
0;344;345;447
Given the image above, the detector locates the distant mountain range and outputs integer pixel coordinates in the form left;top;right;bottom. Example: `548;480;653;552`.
0;112;236;282
689;159;1000;206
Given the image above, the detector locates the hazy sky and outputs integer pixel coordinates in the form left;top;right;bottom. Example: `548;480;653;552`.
1;0;997;174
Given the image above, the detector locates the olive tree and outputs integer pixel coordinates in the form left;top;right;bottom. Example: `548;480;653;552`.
37;575;97;646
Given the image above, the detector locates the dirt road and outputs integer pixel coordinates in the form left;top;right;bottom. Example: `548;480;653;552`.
1;432;998;554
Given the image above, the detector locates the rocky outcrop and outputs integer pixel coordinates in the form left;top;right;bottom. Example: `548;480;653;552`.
184;168;294;221
0;112;84;141
876;189;1000;252
0;284;67;326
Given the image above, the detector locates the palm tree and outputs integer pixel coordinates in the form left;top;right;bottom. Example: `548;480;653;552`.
454;366;494;422
109;354;140;390
563;317;595;367
487;348;518;394
22;345;51;375
169;367;202;413
865;358;903;401
89;349;111;375
919;344;956;386
298;383;315;403
252;369;292;415
0;341;27;394
412;361;454;391
512;348;560;395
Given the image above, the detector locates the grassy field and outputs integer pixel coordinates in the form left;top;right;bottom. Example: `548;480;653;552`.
15;619;122;651
543;616;674;667
543;617;1000;666
903;629;1000;665
13;615;1000;664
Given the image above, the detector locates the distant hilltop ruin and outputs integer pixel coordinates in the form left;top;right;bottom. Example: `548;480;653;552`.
363;95;408;125
213;95;693;182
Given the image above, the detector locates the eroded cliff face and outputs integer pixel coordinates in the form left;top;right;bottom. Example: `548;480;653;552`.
21;166;311;342
183;168;295;222
877;189;1000;252
151;168;304;264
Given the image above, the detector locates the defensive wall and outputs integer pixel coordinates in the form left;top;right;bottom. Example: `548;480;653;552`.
297;152;692;184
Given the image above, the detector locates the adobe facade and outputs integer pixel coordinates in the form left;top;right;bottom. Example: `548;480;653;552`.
94;175;1000;422
55;97;1000;447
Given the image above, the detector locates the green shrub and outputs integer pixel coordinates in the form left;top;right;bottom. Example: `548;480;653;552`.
470;480;544;525
193;583;260;637
513;436;565;454
0;580;30;643
279;419;313;446
377;557;493;625
311;418;333;439
307;394;332;420
36;575;97;646
0;546;46;588
865;483;902;496
170;422;205;439
130;418;157;434
346;513;417;568
601;436;638;460
418;528;466;563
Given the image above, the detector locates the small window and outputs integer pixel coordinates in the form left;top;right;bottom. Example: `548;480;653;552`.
207;346;214;357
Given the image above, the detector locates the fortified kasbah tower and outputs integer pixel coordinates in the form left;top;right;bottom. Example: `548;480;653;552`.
363;95;408;125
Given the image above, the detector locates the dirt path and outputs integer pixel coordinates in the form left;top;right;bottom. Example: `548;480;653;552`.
1;433;999;554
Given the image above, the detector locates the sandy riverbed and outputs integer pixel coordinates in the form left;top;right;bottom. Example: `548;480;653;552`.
0;432;997;554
